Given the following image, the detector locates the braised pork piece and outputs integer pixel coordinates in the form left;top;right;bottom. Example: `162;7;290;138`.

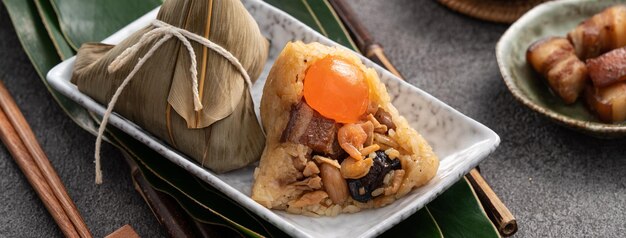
568;5;626;60
527;37;588;104
587;47;626;87
526;5;626;123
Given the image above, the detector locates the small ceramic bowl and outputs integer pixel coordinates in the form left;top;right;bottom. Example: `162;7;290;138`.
496;0;626;138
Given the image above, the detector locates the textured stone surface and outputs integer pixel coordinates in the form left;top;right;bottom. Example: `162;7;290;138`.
0;0;624;237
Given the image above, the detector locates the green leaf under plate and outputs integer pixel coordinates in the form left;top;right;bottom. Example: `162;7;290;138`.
134;166;248;238
2;0;100;136
2;0;59;75
49;0;162;49
33;0;74;60
428;178;500;238
104;125;287;238
264;0;358;51
381;208;443;237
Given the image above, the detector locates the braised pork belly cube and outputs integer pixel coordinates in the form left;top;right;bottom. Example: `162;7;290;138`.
585;82;626;123
527;37;589;104
280;101;341;155
567;5;626;60
586;47;626;88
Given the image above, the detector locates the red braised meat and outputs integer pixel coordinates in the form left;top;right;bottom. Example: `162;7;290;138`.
281;102;340;155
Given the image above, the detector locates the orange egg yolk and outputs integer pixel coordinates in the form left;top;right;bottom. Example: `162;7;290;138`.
303;55;369;123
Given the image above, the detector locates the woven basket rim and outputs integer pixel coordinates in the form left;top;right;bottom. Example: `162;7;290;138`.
437;0;549;23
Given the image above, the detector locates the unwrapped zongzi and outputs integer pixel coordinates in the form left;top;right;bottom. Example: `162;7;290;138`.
251;42;439;215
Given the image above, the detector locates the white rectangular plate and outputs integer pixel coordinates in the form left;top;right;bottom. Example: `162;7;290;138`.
47;0;500;237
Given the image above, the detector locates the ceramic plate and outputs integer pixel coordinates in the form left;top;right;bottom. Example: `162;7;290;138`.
47;0;499;237
496;0;626;137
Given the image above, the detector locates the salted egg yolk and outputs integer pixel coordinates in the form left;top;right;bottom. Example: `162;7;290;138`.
303;55;369;123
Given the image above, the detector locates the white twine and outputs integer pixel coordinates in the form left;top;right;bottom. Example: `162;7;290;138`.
94;19;251;184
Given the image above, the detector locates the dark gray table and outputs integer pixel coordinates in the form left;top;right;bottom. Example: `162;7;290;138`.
1;0;624;237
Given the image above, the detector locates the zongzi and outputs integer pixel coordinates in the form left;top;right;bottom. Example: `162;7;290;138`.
71;0;268;183
251;42;439;215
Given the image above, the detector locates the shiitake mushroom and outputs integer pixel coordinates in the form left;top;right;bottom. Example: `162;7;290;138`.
347;151;401;202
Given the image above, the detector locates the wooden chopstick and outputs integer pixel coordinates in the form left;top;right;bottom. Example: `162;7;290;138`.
104;225;140;238
0;81;92;238
0;96;79;237
328;0;404;79
466;168;517;236
327;0;517;235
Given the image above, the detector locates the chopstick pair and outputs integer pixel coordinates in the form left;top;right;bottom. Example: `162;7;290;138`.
0;80;91;238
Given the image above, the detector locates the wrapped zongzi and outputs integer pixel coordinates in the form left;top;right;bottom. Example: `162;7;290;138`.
71;0;268;183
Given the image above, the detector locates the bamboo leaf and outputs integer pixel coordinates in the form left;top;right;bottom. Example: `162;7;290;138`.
3;0;60;79
33;0;74;59
49;0;162;49
130;154;255;238
381;208;443;237
427;178;501;238
264;0;358;51
104;126;288;238
2;0;100;136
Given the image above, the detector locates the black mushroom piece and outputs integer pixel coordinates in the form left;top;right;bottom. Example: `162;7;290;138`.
280;101;341;155
347;151;401;202
374;108;396;130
